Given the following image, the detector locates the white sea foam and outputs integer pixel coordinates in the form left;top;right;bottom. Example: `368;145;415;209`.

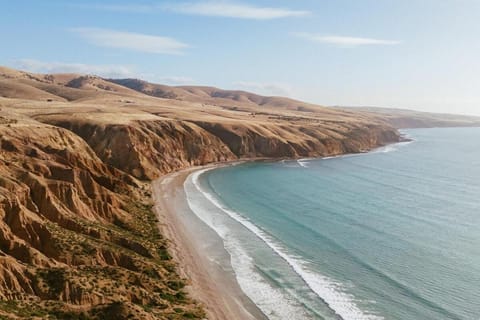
186;169;383;320
185;169;310;320
297;159;310;168
283;140;413;168
279;160;300;168
371;140;414;154
320;140;415;161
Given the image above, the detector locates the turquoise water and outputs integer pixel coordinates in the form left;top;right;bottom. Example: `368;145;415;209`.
184;128;480;320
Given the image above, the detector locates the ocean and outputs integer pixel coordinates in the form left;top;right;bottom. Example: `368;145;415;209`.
184;127;480;320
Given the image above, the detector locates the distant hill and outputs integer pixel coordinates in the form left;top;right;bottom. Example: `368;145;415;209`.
107;78;327;112
2;65;479;128
339;106;480;128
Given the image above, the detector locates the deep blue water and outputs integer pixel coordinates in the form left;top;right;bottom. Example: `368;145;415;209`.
184;128;480;320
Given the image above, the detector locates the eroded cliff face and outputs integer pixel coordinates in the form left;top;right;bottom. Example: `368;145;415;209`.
39;119;236;180
194;121;399;158
37;117;399;181
0;119;204;319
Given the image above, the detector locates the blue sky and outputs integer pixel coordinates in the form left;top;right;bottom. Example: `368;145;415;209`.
1;0;480;115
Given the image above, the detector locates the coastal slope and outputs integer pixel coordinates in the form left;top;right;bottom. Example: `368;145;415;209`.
0;115;204;319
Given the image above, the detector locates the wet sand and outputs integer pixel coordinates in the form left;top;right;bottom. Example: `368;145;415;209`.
152;165;267;320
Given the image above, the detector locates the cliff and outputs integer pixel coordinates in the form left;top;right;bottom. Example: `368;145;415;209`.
0;66;410;318
0;116;204;319
37;117;399;181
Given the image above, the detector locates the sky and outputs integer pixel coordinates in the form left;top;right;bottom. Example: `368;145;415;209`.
1;0;480;115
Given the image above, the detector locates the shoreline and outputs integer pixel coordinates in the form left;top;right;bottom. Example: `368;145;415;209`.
152;163;268;320
151;139;411;320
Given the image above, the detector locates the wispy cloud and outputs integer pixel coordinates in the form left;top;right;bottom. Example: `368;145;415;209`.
71;28;189;55
74;4;154;13
13;59;136;78
234;81;293;96
292;33;401;47
80;2;309;20
166;2;310;19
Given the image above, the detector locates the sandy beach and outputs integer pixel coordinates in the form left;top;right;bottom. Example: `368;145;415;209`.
152;165;268;320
